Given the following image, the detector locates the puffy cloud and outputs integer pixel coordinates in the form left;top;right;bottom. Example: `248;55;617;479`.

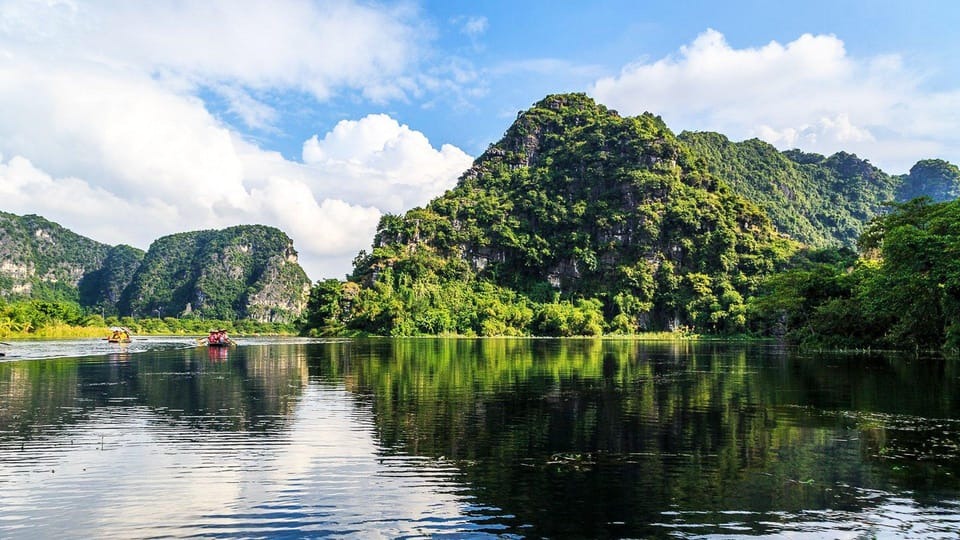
0;0;421;104
302;114;473;212
0;61;468;278
0;1;475;280
591;29;960;172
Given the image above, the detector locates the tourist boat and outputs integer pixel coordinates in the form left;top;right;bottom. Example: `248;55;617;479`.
202;329;234;348
106;327;132;343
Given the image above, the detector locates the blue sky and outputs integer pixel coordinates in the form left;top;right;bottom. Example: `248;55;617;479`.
216;0;960;161
0;0;958;280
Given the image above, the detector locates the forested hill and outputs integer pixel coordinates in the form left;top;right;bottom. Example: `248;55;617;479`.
307;93;959;337
120;226;311;322
680;133;960;247
0;214;311;323
317;93;799;336
0;211;126;300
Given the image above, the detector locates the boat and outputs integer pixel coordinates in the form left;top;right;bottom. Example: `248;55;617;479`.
106;327;132;343
201;329;234;347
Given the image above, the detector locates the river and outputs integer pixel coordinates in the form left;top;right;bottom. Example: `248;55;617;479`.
0;337;958;538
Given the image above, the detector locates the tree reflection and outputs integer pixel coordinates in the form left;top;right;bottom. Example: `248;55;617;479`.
0;345;309;440
312;339;960;537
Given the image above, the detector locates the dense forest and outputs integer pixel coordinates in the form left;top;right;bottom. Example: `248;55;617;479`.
301;93;960;350
120;226;310;322
0;297;295;338
4;93;960;349
0;217;311;324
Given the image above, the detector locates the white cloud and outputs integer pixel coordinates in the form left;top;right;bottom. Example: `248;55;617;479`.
0;1;475;280
213;85;279;131
590;29;960;172
0;0;421;103
458;15;488;38
302;114;473;212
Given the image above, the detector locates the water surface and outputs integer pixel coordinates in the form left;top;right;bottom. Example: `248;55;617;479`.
0;338;958;538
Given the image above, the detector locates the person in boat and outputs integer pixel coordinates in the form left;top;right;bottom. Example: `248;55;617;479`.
207;329;230;346
109;328;131;342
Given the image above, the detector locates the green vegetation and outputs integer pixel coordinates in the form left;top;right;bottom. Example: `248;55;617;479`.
896;159;960;203
0;211;116;304
750;197;960;351
680;133;899;247
3;92;959;350
298;94;960;350
120;225;310;322
305;93;798;336
0;297;295;339
0;213;310;324
78;244;145;315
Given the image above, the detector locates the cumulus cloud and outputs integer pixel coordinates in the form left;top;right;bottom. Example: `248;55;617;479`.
302;114;473;212
0;0;475;280
0;58;469;278
0;0;421;104
591;29;960;172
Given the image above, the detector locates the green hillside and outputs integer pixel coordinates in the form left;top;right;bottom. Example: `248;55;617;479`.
306;93;960;338
0;213;311;323
679;132;899;247
119;225;310;322
311;93;798;336
0;212;116;302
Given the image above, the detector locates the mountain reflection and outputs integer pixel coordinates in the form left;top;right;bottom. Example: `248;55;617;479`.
0;344;309;440
1;339;958;538
309;338;960;537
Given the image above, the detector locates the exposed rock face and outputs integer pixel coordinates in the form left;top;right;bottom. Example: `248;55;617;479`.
0;212;310;322
0;212;114;301
119;225;310;322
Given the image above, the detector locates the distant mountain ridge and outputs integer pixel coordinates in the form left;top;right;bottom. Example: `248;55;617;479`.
0;214;310;322
680;133;960;247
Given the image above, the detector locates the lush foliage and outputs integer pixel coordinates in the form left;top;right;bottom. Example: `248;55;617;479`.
0;213;310;324
0;297;295;339
0;211;117;304
896;159;960;203
301;94;960;345
750;198;960;351
119;225;310;323
78;244;145;315
680;132;899;247
305;93;798;336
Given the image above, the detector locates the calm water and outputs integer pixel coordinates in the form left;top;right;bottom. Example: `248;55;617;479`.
0;338;959;538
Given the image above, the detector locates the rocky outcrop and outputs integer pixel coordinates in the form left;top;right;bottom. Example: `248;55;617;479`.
0;212;310;322
0;212;114;300
119;225;310;322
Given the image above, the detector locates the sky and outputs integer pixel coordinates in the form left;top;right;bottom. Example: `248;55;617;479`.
1;0;959;281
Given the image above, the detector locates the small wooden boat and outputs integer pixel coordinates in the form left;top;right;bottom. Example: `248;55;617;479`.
105;327;132;343
200;329;234;348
